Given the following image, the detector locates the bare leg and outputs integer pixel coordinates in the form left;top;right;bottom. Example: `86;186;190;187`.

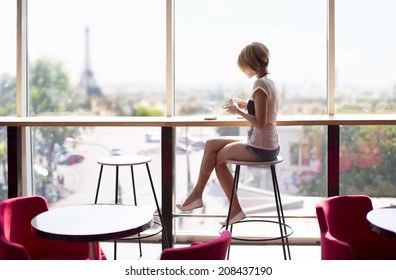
215;141;256;218
180;137;241;206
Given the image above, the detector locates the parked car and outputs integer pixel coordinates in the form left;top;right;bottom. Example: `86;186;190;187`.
57;152;85;165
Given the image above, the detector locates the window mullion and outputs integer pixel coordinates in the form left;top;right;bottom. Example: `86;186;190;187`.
17;0;28;117
166;0;175;117
327;0;335;115
17;0;33;196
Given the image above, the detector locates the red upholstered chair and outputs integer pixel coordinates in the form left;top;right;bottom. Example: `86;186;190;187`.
160;230;231;260
0;195;106;260
316;195;396;260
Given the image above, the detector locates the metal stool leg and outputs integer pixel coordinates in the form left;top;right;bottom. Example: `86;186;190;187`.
270;164;291;260
145;163;170;248
130;166;143;257
272;166;291;260
226;164;241;259
115;166;119;204
113;166;120;259
94;165;104;204
274;166;291;260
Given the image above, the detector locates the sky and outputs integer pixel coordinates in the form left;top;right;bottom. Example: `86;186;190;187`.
1;0;396;92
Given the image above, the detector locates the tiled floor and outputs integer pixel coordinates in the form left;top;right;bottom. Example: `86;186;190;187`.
99;241;321;260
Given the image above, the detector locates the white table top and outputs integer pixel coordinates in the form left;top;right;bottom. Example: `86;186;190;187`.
366;207;396;238
97;155;151;166
31;204;154;242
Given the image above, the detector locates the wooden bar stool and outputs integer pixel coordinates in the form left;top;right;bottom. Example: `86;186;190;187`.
224;156;292;260
94;155;169;259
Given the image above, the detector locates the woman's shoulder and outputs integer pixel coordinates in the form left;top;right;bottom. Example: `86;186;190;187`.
253;76;277;92
253;76;276;95
254;76;275;87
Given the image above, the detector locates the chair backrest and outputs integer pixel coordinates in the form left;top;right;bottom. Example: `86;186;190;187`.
0;220;31;260
0;196;91;260
160;230;231;260
0;196;49;253
316;195;373;242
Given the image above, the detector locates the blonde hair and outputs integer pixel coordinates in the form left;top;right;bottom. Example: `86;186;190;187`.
237;42;270;76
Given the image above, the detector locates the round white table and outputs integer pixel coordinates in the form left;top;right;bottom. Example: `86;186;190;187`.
31;204;154;260
366;207;396;238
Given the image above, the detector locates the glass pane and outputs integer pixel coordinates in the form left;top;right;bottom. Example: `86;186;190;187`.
0;0;13;200
336;0;396;114
0;127;7;201
340;125;396;207
31;126;161;208
175;126;326;238
174;0;327;116
28;0;165;116
0;0;16;116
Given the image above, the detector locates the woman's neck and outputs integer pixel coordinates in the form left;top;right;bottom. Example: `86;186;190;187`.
255;68;268;78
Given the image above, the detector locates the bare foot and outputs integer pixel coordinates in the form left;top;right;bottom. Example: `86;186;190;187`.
181;191;202;206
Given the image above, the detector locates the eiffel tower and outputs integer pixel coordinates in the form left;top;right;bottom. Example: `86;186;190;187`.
78;27;103;99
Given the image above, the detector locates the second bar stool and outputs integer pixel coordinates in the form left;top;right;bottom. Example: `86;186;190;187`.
94;154;169;259
224;155;292;260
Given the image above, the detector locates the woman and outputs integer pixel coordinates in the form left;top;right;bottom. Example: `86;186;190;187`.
176;42;280;225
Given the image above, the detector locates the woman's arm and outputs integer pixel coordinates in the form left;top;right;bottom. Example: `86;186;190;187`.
226;89;268;128
249;89;268;129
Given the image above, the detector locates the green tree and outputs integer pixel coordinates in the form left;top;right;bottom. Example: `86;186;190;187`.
0;74;16;116
298;125;396;197
0;59;81;199
0;75;16;187
30;58;74;115
29;59;79;177
340;125;396;197
0;142;7;184
134;106;164;116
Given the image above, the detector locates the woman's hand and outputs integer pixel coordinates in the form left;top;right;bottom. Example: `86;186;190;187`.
224;98;241;115
236;99;247;109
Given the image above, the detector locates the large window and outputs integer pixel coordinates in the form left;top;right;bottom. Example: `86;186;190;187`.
174;0;327;116
28;0;166;116
335;1;396;202
31;126;162;206
27;0;166;206
335;0;396;114
173;0;327;237
174;125;326;239
0;0;15;200
0;0;16;116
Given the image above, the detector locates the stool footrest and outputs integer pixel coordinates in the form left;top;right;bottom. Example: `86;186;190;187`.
119;221;163;241
221;219;293;242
